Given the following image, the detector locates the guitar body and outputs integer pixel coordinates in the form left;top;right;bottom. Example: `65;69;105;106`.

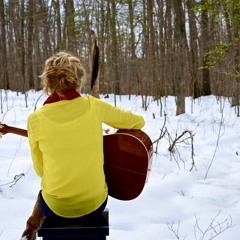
0;124;153;201
103;129;153;200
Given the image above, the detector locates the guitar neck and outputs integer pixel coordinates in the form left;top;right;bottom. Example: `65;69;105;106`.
0;124;28;137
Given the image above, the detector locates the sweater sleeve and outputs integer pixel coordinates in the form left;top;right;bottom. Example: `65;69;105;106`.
27;113;43;177
93;97;145;129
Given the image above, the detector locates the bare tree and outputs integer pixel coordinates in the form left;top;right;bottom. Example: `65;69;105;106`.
0;0;9;89
199;0;212;96
64;0;76;54
186;0;201;99
0;0;239;113
172;0;188;115
108;0;120;105
26;0;34;90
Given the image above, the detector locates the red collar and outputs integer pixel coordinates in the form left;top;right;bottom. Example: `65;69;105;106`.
43;90;80;105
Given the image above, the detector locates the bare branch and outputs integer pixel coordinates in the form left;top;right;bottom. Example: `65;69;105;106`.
168;211;235;240
204;109;224;179
0;173;25;188
153;112;167;153
194;210;235;240
153;112;167;144
167;220;187;240
168;130;196;171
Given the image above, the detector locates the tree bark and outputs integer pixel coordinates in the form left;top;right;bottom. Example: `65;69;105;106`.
186;0;201;98
172;0;188;115
27;0;34;90
109;0;120;98
55;0;62;51
0;0;9;89
200;0;212;96
65;0;76;54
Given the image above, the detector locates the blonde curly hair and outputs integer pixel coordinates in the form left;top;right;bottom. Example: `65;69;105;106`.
40;51;86;95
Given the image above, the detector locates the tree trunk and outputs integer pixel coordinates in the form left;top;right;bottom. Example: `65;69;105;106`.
172;0;187;115
55;0;62;51
65;0;76;54
20;0;26;91
165;0;174;96
90;31;100;98
109;0;120;98
200;0;212;96
231;1;240;108
156;0;165;98
147;0;157;98
0;0;10;89
27;0;34;90
186;0;201;98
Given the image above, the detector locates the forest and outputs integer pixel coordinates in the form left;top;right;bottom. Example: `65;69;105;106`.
0;0;240;115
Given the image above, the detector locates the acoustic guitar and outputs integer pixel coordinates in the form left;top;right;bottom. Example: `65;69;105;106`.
0;123;153;200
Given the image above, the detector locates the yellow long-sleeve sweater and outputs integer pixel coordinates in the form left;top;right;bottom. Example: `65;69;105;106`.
27;95;145;218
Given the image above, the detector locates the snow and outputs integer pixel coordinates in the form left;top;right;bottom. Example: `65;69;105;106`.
1;90;240;239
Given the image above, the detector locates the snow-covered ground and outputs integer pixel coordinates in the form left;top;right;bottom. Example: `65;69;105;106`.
1;90;240;239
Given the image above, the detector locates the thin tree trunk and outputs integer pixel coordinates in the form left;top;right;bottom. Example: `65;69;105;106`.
172;0;188;115
0;0;9;89
200;0;212;96
55;0;62;51
231;2;240;109
27;0;34;90
20;0;26;91
110;0;120;98
165;0;174;96
156;0;165;98
65;0;76;54
187;0;201;98
147;0;157;98
128;0;139;96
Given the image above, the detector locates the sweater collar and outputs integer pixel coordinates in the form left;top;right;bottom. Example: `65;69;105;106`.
43;89;80;105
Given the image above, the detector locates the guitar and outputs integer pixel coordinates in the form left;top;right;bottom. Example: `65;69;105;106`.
0;123;153;200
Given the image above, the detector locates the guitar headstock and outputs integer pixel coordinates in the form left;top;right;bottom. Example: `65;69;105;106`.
0;123;8;138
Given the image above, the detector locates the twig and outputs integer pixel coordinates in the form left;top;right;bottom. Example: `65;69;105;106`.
204;109;224;179
34;92;44;111
189;131;196;171
7;137;25;176
168;130;196;171
153;112;167;153
0;173;25;188
194;210;235;240
169;130;190;152
167;211;235;240
167;220;187;240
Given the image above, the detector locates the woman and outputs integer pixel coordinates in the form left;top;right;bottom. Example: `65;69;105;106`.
21;51;145;240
